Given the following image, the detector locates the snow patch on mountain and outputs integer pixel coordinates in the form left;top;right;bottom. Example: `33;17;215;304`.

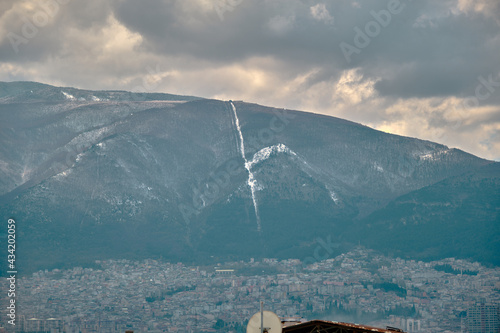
75;152;85;163
329;190;339;203
419;149;451;161
247;143;297;170
373;162;384;172
54;168;73;180
62;91;75;100
67;126;112;148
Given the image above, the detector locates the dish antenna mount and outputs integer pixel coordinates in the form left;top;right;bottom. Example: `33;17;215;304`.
246;301;282;333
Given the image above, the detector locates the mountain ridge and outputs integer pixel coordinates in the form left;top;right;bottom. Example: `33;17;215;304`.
0;81;497;273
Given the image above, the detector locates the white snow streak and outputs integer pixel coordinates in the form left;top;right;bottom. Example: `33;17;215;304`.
230;102;262;232
230;101;338;226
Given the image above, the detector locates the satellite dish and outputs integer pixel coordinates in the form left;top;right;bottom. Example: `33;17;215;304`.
247;310;282;333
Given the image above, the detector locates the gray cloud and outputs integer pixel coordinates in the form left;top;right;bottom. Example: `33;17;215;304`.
0;0;499;159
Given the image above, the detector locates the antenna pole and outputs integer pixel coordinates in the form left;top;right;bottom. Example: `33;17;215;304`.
260;301;264;333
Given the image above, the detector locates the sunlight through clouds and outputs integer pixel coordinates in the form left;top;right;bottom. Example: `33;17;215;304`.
335;69;377;105
0;0;499;160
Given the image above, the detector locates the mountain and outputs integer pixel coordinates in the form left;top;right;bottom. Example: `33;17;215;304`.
358;162;500;264
0;81;498;273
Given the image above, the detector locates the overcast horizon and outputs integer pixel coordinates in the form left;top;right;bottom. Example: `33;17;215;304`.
1;0;499;160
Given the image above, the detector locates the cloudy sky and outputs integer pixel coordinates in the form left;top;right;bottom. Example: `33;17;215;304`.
1;0;499;160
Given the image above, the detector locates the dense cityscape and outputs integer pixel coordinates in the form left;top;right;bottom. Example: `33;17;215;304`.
1;247;499;332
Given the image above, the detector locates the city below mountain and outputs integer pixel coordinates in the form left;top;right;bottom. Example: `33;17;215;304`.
0;81;499;274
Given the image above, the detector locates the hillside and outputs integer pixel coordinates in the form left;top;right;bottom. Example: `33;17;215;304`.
0;82;497;273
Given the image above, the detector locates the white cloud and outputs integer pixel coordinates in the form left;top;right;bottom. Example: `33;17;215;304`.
310;4;334;25
335;69;377;105
0;0;499;160
456;0;500;23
